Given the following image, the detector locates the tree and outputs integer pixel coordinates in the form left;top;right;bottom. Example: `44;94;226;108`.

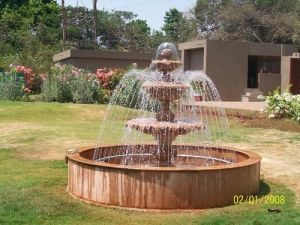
0;0;29;11
0;0;61;72
193;0;300;44
149;30;168;51
162;8;183;42
97;10;137;49
66;6;94;48
194;0;233;35
124;19;151;52
162;8;197;43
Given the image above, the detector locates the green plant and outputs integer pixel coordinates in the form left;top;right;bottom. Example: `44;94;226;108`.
40;65;104;104
40;78;58;102
111;73;142;108
191;80;206;94
0;71;24;100
71;72;103;104
258;89;300;122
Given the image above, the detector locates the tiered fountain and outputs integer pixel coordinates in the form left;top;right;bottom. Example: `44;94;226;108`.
66;43;261;210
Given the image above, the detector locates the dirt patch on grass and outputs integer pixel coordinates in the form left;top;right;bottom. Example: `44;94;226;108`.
227;110;300;132
18;139;98;160
228;129;300;206
67;104;105;121
0;121;97;160
0;122;43;148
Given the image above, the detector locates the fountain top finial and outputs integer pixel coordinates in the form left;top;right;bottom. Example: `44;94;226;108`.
155;42;179;61
153;42;181;72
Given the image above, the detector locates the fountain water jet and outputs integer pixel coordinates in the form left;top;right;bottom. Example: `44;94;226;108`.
66;43;261;210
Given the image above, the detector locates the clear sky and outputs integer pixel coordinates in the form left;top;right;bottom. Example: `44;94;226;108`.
59;0;197;31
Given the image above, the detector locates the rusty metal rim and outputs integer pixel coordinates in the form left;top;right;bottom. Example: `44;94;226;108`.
67;144;261;172
68;191;211;212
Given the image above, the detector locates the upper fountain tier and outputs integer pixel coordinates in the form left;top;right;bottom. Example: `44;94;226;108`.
142;82;189;102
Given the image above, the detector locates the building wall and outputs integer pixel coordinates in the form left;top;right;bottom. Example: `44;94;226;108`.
281;56;292;93
281;45;299;56
205;40;249;101
53;49;153;72
179;40;298;101
179;40;207;72
258;73;281;94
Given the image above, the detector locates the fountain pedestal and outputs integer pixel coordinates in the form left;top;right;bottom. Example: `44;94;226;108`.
126;67;205;165
126;118;205;164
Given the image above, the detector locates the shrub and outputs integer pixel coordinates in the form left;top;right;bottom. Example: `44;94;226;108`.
40;65;104;104
258;89;300;122
15;65;36;93
111;73;142;108
71;72;103;104
95;68;125;102
40;78;59;102
0;72;24;100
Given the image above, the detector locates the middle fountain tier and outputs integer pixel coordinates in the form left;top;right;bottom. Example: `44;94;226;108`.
126;44;205;166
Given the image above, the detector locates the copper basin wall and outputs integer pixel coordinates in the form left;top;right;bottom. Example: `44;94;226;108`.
67;146;261;210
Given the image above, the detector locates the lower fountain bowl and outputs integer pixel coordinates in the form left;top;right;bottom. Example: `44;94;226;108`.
67;145;261;210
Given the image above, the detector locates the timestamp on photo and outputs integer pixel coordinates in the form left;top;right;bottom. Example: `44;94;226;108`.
233;195;285;205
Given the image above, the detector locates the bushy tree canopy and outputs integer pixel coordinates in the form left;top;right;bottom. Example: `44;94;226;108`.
162;8;197;43
194;0;300;44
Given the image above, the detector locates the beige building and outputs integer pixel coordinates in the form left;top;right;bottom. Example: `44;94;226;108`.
53;49;153;72
178;40;300;101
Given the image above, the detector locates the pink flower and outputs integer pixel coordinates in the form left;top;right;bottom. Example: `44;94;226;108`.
23;88;31;93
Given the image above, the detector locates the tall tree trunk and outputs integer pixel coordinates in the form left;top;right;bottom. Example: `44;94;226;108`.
93;0;97;49
62;0;67;50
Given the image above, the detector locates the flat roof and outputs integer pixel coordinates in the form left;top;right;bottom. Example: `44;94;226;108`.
53;49;154;62
178;39;298;51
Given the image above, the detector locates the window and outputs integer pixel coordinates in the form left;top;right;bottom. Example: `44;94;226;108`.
258;56;280;73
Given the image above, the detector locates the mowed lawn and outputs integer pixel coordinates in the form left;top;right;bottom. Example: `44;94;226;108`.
0;101;299;225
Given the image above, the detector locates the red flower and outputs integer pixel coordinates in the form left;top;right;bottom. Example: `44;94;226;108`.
96;68;113;88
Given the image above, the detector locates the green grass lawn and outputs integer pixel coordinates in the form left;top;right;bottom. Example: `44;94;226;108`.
0;101;299;225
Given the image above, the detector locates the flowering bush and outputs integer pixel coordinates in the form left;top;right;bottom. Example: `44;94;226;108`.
15;65;36;93
94;68;125;102
96;68;113;88
0;65;37;100
258;89;300;122
41;64;103;104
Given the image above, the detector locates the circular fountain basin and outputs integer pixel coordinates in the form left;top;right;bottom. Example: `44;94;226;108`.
67;145;261;210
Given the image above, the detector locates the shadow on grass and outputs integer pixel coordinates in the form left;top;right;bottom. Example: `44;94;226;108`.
257;180;271;197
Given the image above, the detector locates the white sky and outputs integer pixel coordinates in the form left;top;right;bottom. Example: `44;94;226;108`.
57;0;197;31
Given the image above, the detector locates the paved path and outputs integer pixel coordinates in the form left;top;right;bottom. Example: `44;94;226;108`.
194;101;267;112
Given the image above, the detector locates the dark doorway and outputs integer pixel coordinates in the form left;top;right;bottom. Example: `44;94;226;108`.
184;48;204;71
290;58;300;94
248;56;258;88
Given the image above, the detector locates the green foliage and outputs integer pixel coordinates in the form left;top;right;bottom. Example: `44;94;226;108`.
71;73;103;104
40;78;59;102
125;19;151;52
194;0;300;44
108;68;126;91
0;0;61;74
162;8;197;43
111;72;142;108
149;30;168;50
0;72;24;100
40;65;104;104
194;0;232;33
258;89;300;122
